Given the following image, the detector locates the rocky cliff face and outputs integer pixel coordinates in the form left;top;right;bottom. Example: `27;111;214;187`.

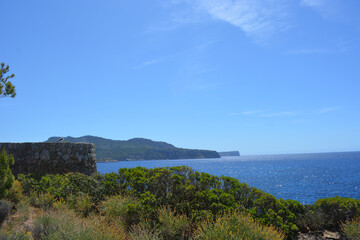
0;142;97;176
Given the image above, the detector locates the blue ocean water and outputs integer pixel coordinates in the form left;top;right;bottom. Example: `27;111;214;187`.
97;152;360;204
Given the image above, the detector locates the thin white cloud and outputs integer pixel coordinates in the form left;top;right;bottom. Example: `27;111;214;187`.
195;40;218;50
260;111;298;117
317;107;341;114
239;110;298;117
286;38;356;55
286;48;335;55
242;110;263;115
174;0;292;43
301;0;325;8
138;59;162;67
300;0;342;20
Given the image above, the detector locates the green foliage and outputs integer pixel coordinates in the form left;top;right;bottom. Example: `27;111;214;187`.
129;223;161;240
32;214;59;239
341;217;360;240
0;200;13;226
157;206;190;240
5;180;24;205
0;149;15;199
0;232;31;240
73;192;93;217
17;166;302;237
101;195;143;229
18;172;106;205
314;196;360;230
0;63;16;98
46;135;220;161
115;166;300;237
194;210;285;240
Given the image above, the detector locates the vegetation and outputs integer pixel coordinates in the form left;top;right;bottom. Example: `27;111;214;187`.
1;166;360;239
46;136;220;161
0;62;16;98
0;148;15;199
341;217;360;240
194;210;285;240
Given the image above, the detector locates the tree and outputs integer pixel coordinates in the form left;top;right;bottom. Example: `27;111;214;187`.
0;148;15;199
0;62;16;98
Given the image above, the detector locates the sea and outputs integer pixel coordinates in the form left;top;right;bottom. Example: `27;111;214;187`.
97;151;360;205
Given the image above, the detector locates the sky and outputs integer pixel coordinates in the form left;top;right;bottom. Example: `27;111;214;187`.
1;0;360;155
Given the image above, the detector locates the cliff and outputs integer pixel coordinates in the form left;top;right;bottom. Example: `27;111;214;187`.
219;151;240;157
46;136;220;161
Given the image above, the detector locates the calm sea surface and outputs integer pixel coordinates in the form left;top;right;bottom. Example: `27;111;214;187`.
97;152;360;204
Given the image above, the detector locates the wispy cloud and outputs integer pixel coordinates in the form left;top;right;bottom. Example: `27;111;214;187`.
301;0;326;8
137;59;163;68
286;38;356;55
300;0;342;20
234;110;298;117
260;111;298;117
194;40;218;50
242;110;263;115
317;107;341;114
173;0;292;43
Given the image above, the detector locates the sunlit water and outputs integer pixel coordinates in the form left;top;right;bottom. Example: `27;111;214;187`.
97;152;360;204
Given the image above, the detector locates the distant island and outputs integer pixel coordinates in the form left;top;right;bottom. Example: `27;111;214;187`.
219;151;240;157
46;135;220;162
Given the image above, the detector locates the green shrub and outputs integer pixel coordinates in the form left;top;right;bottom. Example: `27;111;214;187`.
0;200;12;226
16;198;31;223
0;149;15;199
194;210;285;240
129;223;161;240
157;206;190;240
0;231;31;240
101;195;143;229
341;217;360;240
32;192;56;209
314;197;360;230
30;208;126;240
32;214;59;240
5;180;24;205
73;192;93;217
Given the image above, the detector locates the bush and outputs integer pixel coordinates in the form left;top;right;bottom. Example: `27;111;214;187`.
30;208;126;240
129;223;161;240
0;232;31;240
194;210;285;240
314;197;360;230
72;192;93;217
157;206;190;240
32;214;59;240
341;217;360;240
0;149;15;199
101;195;143;229
31;192;56;209
0;200;12;226
5;180;24;205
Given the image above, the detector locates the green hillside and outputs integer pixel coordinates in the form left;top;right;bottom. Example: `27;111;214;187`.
46;136;220;161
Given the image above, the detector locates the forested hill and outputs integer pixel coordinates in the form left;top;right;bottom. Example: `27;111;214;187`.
46;136;220;161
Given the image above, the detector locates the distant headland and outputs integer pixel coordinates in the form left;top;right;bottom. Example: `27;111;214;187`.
219;151;240;157
46;135;220;162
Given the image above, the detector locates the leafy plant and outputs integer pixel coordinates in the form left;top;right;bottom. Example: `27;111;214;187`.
6;180;24;205
157;206;190;240
0;149;15;199
194;210;285;240
101;195;143;229
341;217;360;240
0;200;13;226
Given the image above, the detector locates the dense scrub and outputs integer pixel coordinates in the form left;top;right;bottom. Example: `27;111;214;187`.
1;166;360;239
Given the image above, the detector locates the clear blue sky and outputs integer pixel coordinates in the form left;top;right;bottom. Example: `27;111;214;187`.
1;0;360;155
